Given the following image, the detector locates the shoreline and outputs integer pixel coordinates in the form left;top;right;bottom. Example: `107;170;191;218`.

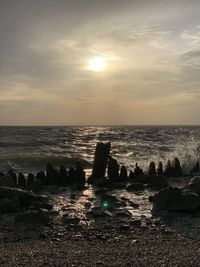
0;140;200;266
0;225;200;266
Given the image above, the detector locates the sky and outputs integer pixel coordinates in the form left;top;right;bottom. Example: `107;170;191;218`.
0;0;200;125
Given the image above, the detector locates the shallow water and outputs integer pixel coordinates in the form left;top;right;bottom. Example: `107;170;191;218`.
47;184;200;241
47;185;154;226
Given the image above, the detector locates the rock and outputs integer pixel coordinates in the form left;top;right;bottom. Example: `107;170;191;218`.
29;179;42;192
190;176;200;183
119;224;130;231
103;210;113;217
59;165;69;186
95;189;108;195
90;142;111;183
76;184;85;190
46;163;59;185
190;161;200;174
84;202;92;209
36;171;46;185
30;201;53;211
15;209;50;225
100;195;121;209
0;175;15;188
129;174;150;184
148;175;168;190
152;187;200;213
68;167;76;184
126;183;144;192
108;156;120;182
62;216;80;225
86;207;105;218
157;162;164;175
0;172;4;177
108;182;126;189
130;219;142;228
0;197;20;213
0;187;48;208
115;210;132;218
120;165;128;182
187;176;200;194
148;162;156;175
18;172;26;189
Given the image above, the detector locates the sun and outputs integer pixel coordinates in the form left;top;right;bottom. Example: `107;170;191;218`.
88;56;107;72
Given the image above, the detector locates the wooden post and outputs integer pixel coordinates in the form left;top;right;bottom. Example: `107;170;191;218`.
91;142;111;179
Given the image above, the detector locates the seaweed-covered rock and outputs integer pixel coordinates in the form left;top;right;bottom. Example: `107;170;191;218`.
148;175;168;190
152;187;200;213
190;161;200;174
0;175;15;188
15;209;50;225
30;179;42;192
129;174;149;184
0;187;48;208
0;197;20;213
30;201;53;211
68;167;76;184
126;183;144;192
187;176;200;194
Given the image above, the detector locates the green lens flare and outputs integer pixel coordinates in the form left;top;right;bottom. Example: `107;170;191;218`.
102;201;109;208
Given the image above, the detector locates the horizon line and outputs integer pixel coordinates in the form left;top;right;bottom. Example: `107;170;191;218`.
0;124;200;127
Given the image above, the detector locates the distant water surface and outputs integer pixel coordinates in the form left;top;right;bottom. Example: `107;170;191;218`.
0;126;200;173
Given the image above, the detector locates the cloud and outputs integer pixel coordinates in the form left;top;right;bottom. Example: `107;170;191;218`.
0;0;200;124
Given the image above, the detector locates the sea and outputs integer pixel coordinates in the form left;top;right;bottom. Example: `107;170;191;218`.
0;125;200;174
1;125;200;240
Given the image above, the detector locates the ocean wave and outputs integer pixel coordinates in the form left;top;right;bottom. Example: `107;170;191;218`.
0;126;200;174
0;154;92;173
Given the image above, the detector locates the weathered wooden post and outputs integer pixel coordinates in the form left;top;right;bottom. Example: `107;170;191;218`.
90;142;111;181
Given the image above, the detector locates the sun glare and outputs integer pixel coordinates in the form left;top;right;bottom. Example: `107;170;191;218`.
88;57;107;72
